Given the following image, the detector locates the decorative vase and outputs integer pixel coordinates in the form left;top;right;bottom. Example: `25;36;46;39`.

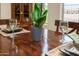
31;26;42;41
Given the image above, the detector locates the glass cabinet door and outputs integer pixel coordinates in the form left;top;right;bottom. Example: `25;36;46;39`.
11;3;32;28
15;3;20;21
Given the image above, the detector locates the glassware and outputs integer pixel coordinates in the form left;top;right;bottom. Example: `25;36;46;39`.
41;29;48;56
25;17;29;22
9;19;18;56
60;20;69;44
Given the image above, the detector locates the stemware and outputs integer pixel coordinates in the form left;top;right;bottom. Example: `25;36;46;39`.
9;19;18;55
60;20;69;44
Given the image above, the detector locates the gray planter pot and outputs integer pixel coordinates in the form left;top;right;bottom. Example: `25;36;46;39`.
31;26;42;41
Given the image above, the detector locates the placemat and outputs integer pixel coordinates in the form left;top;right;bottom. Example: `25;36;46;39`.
0;25;30;37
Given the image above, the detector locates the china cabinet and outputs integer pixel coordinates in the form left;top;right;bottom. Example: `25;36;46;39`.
11;3;33;29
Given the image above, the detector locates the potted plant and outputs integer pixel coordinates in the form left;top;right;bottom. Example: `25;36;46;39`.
30;3;48;41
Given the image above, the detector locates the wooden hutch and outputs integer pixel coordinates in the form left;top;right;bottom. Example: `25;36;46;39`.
11;3;33;29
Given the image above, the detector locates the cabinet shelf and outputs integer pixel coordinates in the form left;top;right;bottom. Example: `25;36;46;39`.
15;13;29;14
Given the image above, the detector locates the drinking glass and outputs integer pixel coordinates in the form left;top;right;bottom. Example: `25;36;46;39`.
60;20;69;43
9;19;18;55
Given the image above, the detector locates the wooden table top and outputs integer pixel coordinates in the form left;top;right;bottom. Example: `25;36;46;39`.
0;28;61;56
47;42;74;56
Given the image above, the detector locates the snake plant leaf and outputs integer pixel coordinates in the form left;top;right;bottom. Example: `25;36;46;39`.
36;15;46;27
33;3;41;21
36;10;48;27
30;3;48;28
42;9;48;16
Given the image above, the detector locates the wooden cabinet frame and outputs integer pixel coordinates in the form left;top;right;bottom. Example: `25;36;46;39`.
11;3;33;28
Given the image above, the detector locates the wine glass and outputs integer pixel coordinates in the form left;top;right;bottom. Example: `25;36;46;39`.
60;20;69;44
9;19;18;56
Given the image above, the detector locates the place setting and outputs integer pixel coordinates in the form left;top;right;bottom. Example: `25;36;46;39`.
0;19;30;37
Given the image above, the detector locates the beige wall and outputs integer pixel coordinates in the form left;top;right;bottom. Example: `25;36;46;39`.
0;4;1;18
0;3;11;19
47;3;60;31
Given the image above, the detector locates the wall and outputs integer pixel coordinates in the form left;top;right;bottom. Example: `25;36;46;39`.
47;3;60;31
0;3;11;19
0;3;1;18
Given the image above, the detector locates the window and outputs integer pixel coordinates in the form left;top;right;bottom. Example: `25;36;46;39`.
64;3;79;22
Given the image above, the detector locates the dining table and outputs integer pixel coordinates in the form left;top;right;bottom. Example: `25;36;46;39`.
0;22;79;56
46;30;79;56
0;24;62;56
